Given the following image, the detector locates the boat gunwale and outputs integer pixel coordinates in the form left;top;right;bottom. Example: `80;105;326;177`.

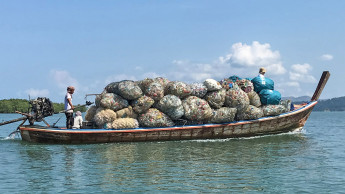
19;101;318;134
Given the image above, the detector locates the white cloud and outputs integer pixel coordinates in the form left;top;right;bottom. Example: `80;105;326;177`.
286;81;300;87
168;60;220;82
166;41;286;83
291;63;312;74
135;66;143;71
141;72;165;79
26;88;50;98
289;63;317;83
105;74;138;84
321;54;333;61
50;70;79;89
224;41;286;75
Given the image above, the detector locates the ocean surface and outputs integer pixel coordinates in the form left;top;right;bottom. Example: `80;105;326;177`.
1;112;345;193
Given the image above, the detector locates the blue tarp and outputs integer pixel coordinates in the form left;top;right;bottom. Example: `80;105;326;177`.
251;76;274;93
259;89;281;105
229;75;241;82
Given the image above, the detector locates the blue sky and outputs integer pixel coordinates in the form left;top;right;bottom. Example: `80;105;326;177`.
0;0;344;105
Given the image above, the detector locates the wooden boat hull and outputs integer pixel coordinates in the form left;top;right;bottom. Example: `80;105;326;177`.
19;101;317;144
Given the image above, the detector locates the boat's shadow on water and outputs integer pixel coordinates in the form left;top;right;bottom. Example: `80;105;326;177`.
16;130;310;165
12;131;311;192
94;132;311;192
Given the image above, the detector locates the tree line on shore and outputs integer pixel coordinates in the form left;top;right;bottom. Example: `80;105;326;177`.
313;96;345;111
0;99;87;113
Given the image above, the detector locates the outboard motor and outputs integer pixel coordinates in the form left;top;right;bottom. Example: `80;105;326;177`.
0;97;54;127
29;97;54;125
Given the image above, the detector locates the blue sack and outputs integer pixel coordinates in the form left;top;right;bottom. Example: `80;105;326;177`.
229;75;242;82
251;76;274;93
259;89;281;105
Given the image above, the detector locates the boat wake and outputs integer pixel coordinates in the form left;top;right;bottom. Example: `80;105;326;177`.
192;128;306;143
1;132;18;140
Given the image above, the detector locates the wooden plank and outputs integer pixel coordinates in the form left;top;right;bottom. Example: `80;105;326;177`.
0;116;27;126
311;71;330;101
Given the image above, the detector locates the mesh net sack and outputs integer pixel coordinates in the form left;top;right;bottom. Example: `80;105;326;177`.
94;109;117;127
131;95;155;113
182;96;213;121
95;90;106;107
165;81;192;98
112;118;139;129
99;93;129;111
280;99;292;111
236;105;263;121
145;82;165;101
247;91;262;107
137;78;154;92
189;83;208;98
153;77;170;88
236;79;254;93
85;105;97;121
224;87;250;112
95;106;105;113
219;79;240;90
204;79;222;92
116;106;138;119
204;88;226;109
95;94;101;107
156;95;184;120
105;82;120;94
138;108;175;127
164;106;184;121
117;80;143;100
261;104;287;116
210;107;237;123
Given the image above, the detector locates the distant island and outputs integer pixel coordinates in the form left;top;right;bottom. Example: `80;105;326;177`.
0;96;344;113
284;96;345;111
0;99;87;113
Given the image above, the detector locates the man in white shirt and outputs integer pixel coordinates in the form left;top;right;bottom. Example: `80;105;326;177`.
64;86;75;129
258;67;266;85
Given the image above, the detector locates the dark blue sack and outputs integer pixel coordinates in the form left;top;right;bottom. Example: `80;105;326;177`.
259;89;281;105
251;76;274;93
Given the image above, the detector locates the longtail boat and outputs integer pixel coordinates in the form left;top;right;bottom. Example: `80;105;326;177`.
17;71;330;144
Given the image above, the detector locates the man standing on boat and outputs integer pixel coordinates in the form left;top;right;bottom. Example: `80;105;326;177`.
252;67;274;93
65;86;75;129
258;67;266;84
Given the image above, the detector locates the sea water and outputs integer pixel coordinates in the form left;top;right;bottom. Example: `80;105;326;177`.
1;112;345;193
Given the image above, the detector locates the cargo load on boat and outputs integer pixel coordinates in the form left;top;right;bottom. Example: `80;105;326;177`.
85;76;291;129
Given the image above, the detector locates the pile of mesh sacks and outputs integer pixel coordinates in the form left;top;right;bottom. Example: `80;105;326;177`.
84;76;291;129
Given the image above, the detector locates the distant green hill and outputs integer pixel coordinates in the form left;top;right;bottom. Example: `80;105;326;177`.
312;96;345;111
0;99;87;113
282;96;311;102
